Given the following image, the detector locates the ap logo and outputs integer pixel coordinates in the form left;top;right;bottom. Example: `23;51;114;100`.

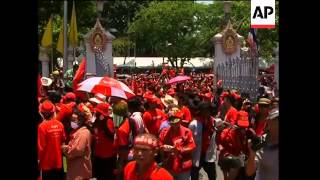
251;0;275;28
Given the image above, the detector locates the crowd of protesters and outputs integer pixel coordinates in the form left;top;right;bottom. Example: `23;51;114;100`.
37;66;278;180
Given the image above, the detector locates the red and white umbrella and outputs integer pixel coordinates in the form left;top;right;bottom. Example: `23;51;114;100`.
77;76;135;99
166;75;191;85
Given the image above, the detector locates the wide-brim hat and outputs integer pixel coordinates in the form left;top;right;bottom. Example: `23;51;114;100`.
41;77;53;87
268;108;279;120
258;98;271;105
161;94;178;107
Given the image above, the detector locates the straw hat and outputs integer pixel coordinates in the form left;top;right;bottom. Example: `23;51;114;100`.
161;94;178;107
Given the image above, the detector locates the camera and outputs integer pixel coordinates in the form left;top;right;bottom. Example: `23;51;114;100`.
246;129;268;151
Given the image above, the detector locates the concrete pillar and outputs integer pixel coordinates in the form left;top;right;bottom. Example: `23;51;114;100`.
39;46;50;77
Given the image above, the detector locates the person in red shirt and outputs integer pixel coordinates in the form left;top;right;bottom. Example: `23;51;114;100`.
191;101;217;180
223;93;238;125
92;102;116;180
38;100;66;180
217;111;251;178
159;109;196;180
112;100;132;178
143;96;167;136
124;133;173;180
177;95;192;127
254;98;271;136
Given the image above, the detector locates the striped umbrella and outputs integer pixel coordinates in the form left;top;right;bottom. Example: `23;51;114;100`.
77;76;135;99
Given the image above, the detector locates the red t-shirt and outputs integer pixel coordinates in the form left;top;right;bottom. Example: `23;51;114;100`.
143;109;167;135
124;161;173;180
38;119;66;170
93;118;116;158
159;126;196;173
180;106;192;127
224;107;238;125
115;118;130;148
216;128;247;157
255;120;268;137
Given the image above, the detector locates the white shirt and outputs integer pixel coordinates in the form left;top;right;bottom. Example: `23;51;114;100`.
188;119;202;167
130;112;145;134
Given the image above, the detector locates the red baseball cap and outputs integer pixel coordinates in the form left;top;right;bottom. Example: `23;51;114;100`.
95;102;111;117
63;92;76;102
167;88;175;96
39;100;55;113
236;111;249;128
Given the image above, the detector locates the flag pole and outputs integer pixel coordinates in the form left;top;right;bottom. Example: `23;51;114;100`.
63;0;68;74
51;46;54;73
50;14;54;73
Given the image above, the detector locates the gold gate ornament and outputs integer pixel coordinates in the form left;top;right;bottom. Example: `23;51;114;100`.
222;21;239;55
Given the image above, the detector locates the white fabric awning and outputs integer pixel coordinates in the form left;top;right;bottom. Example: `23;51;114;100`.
113;57;214;68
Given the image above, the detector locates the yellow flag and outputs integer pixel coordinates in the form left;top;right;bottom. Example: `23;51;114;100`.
69;1;78;48
57;19;64;54
41;16;52;47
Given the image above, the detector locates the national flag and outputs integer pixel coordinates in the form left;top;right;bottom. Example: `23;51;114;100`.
73;57;87;100
69;1;78;48
41;16;53;47
57;19;64;54
247;28;258;56
73;57;86;89
38;74;42;99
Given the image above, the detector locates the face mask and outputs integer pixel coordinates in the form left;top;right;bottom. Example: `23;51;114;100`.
70;121;79;129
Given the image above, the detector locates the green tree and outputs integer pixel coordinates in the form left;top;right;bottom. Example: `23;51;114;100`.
128;1;214;67
129;1;279;66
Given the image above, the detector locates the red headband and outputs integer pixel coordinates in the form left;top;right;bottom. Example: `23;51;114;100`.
134;135;159;149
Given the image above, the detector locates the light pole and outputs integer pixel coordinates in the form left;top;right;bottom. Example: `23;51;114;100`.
63;0;68;73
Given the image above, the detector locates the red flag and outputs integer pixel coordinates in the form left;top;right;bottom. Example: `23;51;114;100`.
37;74;42;98
73;57;87;100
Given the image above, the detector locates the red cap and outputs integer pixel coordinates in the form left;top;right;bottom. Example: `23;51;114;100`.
39;100;55;113
173;110;184;119
205;92;212;99
237;111;249;128
220;92;229;99
167;88;175;96
232;92;241;100
63;92;76;102
95;103;111;117
136;88;144;96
